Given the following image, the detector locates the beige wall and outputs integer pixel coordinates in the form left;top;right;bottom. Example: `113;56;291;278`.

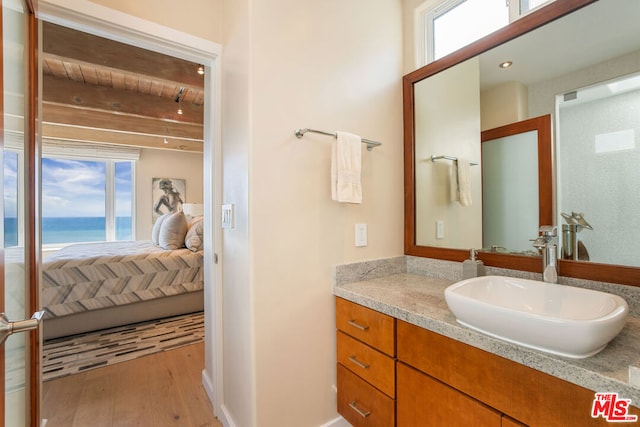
88;0;222;43
414;57;483;249
223;0;404;425
90;0;404;425
135;148;203;239
481;81;529;131
220;0;254;425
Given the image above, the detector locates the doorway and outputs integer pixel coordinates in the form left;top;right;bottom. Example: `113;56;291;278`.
35;0;223;421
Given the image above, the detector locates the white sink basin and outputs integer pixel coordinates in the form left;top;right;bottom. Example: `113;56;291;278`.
444;276;629;358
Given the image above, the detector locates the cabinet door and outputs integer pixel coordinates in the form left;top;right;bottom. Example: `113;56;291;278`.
502;415;528;427
397;362;501;427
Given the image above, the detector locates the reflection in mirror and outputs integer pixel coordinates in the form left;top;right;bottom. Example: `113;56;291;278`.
481;115;551;255
404;0;640;285
414;58;482;249
556;73;640;267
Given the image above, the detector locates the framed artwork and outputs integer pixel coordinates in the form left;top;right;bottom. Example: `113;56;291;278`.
152;177;185;222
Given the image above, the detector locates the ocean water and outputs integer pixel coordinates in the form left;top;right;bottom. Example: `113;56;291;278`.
4;217;132;247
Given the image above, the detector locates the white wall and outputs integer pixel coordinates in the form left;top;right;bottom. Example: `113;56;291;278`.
222;0;404;425
135;148;203;239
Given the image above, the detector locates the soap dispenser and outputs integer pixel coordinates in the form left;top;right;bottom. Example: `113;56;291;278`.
462;249;484;279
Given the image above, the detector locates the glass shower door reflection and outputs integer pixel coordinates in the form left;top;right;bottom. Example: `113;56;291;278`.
3;0;29;425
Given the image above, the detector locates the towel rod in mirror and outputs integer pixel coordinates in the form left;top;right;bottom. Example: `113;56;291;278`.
294;128;382;151
430;155;479;166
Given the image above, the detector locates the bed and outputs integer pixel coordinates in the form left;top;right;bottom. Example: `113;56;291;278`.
42;212;204;339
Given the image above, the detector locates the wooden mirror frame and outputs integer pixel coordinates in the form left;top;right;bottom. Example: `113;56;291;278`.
403;0;640;286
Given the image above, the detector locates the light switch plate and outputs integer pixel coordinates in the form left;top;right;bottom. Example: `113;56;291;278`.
436;220;445;239
221;204;234;229
355;223;368;247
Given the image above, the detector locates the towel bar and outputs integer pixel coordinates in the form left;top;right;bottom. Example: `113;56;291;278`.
294;128;382;151
430;155;479;166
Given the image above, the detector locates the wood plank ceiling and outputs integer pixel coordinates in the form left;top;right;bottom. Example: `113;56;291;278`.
42;22;204;153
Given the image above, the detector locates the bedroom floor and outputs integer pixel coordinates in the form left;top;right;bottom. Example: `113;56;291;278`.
41;342;221;427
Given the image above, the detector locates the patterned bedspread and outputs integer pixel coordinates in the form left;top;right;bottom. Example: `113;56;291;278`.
42;240;203;319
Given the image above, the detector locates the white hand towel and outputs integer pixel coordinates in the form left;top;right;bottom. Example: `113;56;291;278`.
449;162;459;203
457;158;472;207
331;131;362;203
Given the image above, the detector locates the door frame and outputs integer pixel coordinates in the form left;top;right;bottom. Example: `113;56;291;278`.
34;0;224;421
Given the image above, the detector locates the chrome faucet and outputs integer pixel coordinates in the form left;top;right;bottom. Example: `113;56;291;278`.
533;225;558;283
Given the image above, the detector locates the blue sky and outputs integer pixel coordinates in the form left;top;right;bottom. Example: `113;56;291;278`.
4;155;132;218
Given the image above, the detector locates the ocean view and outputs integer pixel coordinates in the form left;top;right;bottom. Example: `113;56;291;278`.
4;217;132;247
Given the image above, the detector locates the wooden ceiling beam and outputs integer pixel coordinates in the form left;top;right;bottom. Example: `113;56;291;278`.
42;123;203;153
43;74;203;123
42;22;205;88
42;103;203;141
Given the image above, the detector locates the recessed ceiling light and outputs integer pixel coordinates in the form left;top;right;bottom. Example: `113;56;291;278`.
499;61;513;69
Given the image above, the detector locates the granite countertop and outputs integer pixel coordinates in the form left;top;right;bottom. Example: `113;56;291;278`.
334;273;640;403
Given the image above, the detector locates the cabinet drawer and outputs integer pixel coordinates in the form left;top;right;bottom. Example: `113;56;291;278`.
397;362;501;427
337;363;395;427
337;330;395;398
336;297;395;356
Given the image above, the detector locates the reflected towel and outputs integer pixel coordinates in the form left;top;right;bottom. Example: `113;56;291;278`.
449;163;459;203
331;131;362;203
457;158;472;207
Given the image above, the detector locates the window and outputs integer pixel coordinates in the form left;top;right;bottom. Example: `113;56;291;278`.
417;0;555;66
4;151;20;248
427;0;508;63
520;0;553;15
41;157;134;245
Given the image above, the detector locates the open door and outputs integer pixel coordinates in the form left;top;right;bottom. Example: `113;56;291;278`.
1;0;41;426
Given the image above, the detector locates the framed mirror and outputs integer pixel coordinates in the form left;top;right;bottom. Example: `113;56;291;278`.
404;0;640;286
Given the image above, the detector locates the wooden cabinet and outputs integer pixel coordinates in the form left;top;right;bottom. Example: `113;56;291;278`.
335;298;395;426
335;297;640;427
397;362;501;426
502;416;527;427
396;319;637;427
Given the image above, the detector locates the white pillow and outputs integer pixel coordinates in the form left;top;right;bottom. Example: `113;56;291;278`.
158;211;188;250
152;213;170;245
185;216;204;252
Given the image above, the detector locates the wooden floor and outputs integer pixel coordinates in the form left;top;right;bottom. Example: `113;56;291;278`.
42;342;222;427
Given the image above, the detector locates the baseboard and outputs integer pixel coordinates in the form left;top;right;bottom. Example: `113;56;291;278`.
202;367;346;427
201;369;236;427
201;369;215;407
320;415;352;427
218;405;237;427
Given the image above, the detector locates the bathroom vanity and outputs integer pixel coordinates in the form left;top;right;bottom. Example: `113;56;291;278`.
334;269;640;426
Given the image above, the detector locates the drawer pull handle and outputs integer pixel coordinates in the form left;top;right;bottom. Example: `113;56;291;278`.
347;319;369;331
348;355;370;369
349;400;371;418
